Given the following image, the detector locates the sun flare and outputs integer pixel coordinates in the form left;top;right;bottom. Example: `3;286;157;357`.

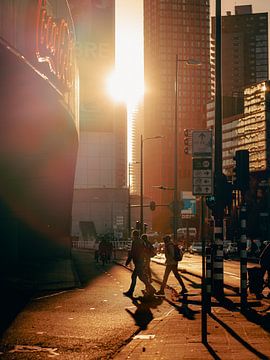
106;69;144;107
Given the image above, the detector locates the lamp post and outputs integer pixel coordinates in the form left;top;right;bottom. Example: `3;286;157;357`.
140;135;163;235
173;55;201;243
128;161;139;238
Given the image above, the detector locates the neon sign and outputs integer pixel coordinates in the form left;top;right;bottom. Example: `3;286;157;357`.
36;0;74;90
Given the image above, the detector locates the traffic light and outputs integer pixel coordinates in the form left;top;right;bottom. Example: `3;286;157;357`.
233;150;249;192
184;128;190;154
206;175;232;213
221;174;233;209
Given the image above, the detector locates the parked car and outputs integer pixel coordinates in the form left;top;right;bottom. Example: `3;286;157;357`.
189;242;202;254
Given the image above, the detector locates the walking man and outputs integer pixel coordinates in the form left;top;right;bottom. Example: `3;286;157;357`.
260;242;270;298
156;235;187;296
141;233;156;283
123;230;156;298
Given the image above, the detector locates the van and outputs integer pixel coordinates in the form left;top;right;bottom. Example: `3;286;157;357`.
177;227;197;240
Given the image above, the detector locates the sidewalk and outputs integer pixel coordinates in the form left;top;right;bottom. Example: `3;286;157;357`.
114;256;270;360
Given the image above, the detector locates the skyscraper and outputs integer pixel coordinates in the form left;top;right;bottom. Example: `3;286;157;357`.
143;0;211;233
211;5;268;117
70;0;128;238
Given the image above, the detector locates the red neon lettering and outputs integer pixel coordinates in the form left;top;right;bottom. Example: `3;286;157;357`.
36;0;74;89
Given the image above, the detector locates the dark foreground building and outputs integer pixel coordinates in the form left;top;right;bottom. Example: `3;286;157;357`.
0;0;79;276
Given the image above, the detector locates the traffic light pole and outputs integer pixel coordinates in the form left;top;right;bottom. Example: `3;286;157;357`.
213;0;224;299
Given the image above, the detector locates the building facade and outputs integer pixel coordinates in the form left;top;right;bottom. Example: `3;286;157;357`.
211;5;268;117
143;0;211;234
207;80;270;179
0;0;79;269
69;0;128;239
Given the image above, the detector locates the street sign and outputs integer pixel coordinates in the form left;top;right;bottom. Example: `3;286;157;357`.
192;130;212;157
181;198;196;216
192;157;213;195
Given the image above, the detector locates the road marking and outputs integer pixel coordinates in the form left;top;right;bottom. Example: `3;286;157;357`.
133;334;155;340
34;290;69;300
9;345;60;356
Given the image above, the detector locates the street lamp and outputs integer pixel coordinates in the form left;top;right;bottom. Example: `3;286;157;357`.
128;161;140;238
140;135;163;235
173;56;201;243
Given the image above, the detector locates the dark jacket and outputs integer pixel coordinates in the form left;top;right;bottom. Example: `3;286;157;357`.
260;243;270;270
126;238;147;266
164;241;177;265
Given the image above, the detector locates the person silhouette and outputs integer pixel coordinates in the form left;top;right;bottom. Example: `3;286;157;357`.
123;230;156;298
156;235;187;296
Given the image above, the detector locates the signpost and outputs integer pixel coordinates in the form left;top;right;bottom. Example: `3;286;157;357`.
192;130;212;157
191;129;213;345
192;158;213;196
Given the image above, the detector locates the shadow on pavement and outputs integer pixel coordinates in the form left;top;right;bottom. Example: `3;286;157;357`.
209;312;270;360
125;296;163;330
241;306;270;333
203;343;222;360
0;286;34;337
71;249;116;287
166;293;200;320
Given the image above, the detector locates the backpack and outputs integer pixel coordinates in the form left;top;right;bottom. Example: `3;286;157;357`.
174;244;183;261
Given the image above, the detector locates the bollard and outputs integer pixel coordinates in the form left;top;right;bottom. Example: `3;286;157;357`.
240;203;248;308
206;246;212;312
213;220;224;298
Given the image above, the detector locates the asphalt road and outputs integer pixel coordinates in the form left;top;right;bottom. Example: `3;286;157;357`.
1;250;269;359
0;250;173;359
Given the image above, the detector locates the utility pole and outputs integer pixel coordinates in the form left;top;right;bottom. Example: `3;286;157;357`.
213;0;224;298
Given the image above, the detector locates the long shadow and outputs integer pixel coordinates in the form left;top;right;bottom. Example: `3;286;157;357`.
72;249;116;287
241;305;270;333
209;312;270;360
165;294;200;320
203;343;222;360
125;295;163;330
0;285;34;337
181;274;202;289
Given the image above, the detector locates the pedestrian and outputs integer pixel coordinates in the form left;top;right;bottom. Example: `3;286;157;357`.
106;239;113;262
123;230;156;298
259;241;270;298
141;234;156;283
156;235;187;296
94;240;99;263
99;237;108;266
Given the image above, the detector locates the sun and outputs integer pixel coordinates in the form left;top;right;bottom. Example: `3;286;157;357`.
106;69;144;107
